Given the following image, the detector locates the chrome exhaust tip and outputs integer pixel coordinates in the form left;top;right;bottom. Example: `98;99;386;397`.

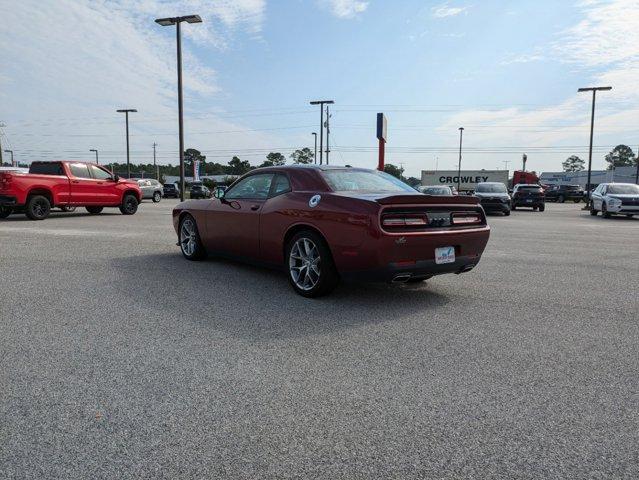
392;273;412;283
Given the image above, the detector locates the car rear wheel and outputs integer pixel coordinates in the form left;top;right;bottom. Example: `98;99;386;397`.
538;204;545;212
179;214;206;260
0;206;12;219
119;194;138;215
558;195;565;203
26;195;51;220
86;206;103;214
286;230;338;298
590;204;598;216
602;202;611;218
504;209;511;216
152;192;161;203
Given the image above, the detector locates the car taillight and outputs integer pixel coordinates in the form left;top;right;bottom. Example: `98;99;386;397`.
382;214;428;227
451;212;482;225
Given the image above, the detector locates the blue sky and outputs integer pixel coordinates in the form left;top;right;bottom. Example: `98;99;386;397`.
1;0;638;177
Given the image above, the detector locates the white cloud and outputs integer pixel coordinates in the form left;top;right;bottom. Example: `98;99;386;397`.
0;0;273;167
322;0;369;19
431;2;469;18
500;53;545;65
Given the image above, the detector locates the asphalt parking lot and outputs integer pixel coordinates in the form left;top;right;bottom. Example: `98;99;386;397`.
1;200;638;479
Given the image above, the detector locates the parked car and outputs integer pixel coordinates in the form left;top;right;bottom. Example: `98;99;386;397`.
512;184;545;211
163;183;180;198
473;182;511;215
545;184;584;203
190;183;211;199
135;179;163;202
590;183;639;218
0;161;141;220
173;165;490;297
419;185;453;196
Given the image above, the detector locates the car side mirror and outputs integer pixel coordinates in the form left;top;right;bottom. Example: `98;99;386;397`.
112;174;120;182
214;187;225;199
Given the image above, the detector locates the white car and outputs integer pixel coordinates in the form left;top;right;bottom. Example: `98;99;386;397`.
590;183;639;218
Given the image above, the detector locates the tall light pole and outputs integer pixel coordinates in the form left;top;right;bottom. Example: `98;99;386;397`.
312;132;317;164
578;86;612;206
89;149;99;164
457;127;464;192
156;15;202;202
310;100;334;165
153;142;159;180
4;149;14;167
117;109;137;178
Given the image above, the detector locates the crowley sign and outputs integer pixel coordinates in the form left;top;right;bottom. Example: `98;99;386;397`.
421;170;509;190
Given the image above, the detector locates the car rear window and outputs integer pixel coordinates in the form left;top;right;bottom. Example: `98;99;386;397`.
519;186;542;191
321;170;414;192
475;183;507;193
29;162;64;175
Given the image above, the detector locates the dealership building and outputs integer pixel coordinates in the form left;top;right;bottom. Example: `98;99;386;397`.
539;166;638;187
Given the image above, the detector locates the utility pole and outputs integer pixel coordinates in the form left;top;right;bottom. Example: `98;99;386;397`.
635;145;639;184
457;127;464;192
0;122;5;165
325;104;332;165
5;150;14;167
89;149;99;164
578;86;612;206
310;100;334;165
117;109;137;178
312;132;317;164
156;15;202;202
503;160;510;171
153;142;159;179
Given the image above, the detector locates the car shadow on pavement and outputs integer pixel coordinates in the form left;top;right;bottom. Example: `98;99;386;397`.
2;211;122;221
110;252;451;340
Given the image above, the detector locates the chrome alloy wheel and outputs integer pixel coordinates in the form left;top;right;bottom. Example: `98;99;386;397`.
180;218;197;256
289;237;321;291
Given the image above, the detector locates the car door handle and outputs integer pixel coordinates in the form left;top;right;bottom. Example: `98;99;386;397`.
250;204;260;211
97;182;104;185
72;180;80;184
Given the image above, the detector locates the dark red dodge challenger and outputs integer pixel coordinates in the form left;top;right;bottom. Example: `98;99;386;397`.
173;165;490;297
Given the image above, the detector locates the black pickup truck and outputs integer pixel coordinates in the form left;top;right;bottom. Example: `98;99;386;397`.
545;184;584;203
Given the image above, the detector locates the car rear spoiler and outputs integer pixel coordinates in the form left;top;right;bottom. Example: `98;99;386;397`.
376;194;480;205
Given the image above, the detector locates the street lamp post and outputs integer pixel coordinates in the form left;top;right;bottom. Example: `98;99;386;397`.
578;86;612;206
116;109;137;178
310;100;334;165
4;149;14;167
457;127;464;192
89;149;99;165
312;132;317;164
155;14;202;202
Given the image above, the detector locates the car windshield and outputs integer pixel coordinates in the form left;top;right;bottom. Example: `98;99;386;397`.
564;185;581;190
423;187;451;195
321;169;415;192
519;186;542;191
607;184;639;194
475;183;507;193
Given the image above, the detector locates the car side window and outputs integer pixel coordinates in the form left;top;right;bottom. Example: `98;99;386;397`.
69;163;92;179
90;165;112;180
270;174;291;197
225;174;274;200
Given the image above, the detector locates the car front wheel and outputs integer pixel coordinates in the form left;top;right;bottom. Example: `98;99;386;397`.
179;214;206;260
602;202;611;218
119;194;139;215
286;230;339;298
0;206;12;219
590;204;598;216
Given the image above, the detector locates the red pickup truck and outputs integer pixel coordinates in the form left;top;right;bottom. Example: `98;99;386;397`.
0;161;142;220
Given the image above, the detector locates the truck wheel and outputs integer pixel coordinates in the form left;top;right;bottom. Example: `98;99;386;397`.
558;195;565;203
119;194;138;215
152;192;161;203
539;204;545;212
0;206;12;219
26;195;51;220
86;206;104;214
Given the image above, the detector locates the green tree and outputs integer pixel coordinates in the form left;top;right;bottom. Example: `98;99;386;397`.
405;176;421;188
604;145;635;170
290;147;314;164
383;163;404;179
184;148;206;177
228;156;252;175
260;152;286;168
562;155;585;172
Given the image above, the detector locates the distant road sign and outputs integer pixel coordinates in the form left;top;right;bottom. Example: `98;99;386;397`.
376;113;387;142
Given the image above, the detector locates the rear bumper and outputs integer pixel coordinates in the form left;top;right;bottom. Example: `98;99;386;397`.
341;255;481;282
0;195;17;206
481;202;510;212
513;198;544;207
